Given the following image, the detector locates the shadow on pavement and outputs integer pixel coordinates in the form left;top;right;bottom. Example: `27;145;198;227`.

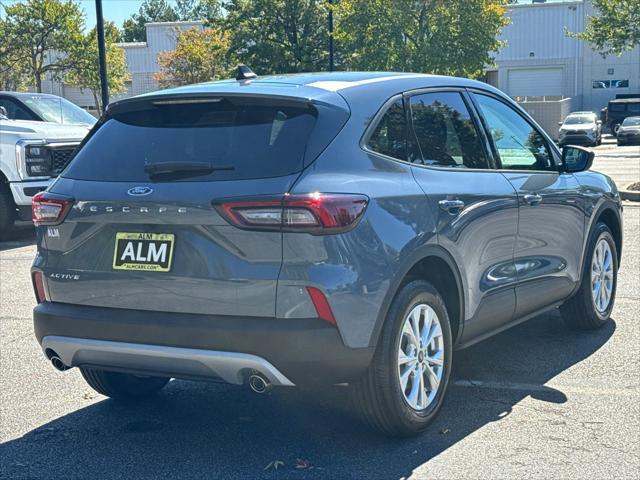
0;224;35;251
0;311;615;479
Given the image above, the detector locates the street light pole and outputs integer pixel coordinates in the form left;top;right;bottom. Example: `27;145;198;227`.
328;0;334;72
95;0;109;112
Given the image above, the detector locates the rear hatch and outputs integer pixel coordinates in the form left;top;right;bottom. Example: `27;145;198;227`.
41;91;349;317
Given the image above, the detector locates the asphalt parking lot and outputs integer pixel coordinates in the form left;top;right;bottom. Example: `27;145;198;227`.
1;141;639;479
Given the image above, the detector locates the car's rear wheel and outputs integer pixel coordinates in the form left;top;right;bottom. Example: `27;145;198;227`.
350;280;452;436
80;367;170;401
560;223;617;330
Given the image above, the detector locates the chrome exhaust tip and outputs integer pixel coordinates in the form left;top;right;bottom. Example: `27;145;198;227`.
50;355;69;372
248;374;271;394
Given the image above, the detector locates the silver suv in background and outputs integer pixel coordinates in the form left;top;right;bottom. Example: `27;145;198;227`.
558;111;602;147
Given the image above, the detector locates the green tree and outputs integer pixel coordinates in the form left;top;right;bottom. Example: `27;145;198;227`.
175;0;222;22
0;0;84;91
122;0;178;42
569;0;640;56
224;0;330;74
66;22;129;114
154;26;231;88
334;0;510;78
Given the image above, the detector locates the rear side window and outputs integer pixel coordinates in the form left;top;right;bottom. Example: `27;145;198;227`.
63;99;317;182
366;99;407;160
409;92;489;169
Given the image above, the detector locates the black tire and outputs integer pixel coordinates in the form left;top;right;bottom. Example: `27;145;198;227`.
350;280;453;437
0;183;16;238
80;367;169;401
560;223;618;330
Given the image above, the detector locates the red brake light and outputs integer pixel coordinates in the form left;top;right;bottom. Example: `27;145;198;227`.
215;193;368;234
32;192;73;225
306;286;337;326
32;271;48;303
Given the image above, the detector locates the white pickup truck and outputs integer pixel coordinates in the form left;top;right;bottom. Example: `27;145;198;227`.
0;92;96;235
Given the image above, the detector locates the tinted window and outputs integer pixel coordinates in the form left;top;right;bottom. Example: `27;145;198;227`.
20;95;96;126
474;94;554;171
628;103;640;114
64;100;317;182
0;98;36;121
367;99;407;160
409;92;489;169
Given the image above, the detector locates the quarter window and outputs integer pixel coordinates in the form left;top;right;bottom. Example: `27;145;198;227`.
409;92;489;169
367;99;407;160
474;94;555;171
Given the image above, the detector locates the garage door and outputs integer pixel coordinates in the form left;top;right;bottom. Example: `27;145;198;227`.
507;68;564;97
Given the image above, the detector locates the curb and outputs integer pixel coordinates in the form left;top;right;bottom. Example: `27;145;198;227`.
620;183;640;202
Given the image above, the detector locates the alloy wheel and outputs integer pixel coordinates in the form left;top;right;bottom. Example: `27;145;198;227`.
397;303;444;411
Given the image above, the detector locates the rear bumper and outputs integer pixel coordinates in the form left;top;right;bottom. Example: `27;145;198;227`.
34;302;374;385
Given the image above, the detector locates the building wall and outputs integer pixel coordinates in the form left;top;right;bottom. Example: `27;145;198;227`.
41;21;204;109
496;0;640;114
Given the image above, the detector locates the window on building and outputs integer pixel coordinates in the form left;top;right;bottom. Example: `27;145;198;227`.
367;99;407;160
409;92;489;169
592;80;629;89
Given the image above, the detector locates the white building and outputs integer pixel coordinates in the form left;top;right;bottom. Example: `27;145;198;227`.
490;0;640;112
42;21;204;109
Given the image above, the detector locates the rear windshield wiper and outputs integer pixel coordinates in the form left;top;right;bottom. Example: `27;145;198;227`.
144;161;235;180
144;161;235;175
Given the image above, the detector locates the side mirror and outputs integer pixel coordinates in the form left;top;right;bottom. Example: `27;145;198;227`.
558;121;563;126
0;106;7;118
562;145;594;173
597;120;602;125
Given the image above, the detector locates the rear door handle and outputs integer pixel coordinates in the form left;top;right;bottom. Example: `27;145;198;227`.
439;199;465;214
523;193;542;206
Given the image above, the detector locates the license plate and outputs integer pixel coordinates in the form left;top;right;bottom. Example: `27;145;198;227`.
112;232;175;272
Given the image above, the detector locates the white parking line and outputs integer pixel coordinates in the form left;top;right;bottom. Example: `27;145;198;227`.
453;379;640;397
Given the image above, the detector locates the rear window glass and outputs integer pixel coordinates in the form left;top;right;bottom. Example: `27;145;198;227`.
63;99;317;182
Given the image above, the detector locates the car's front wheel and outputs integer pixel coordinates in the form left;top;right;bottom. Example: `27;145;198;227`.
561;222;618;330
80;367;170;401
351;280;452;436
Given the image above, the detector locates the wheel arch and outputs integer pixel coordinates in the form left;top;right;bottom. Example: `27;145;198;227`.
595;206;622;264
369;245;465;349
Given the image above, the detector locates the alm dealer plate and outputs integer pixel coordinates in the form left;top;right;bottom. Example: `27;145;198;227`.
112;232;175;272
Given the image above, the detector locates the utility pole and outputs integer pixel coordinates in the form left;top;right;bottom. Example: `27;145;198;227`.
95;0;109;111
328;0;334;72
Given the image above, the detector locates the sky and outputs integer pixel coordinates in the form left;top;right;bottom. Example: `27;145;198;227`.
1;1;180;30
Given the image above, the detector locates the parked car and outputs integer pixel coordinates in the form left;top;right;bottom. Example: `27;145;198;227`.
606;97;640;136
31;71;622;437
0;93;95;235
558;111;602;147
0;91;97;126
616;116;640;146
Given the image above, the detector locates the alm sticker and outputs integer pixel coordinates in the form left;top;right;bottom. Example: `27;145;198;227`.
47;227;60;238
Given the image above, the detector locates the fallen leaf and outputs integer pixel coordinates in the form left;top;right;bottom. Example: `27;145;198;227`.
295;458;312;469
264;460;285;471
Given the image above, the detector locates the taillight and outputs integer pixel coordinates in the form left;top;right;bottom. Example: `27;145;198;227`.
215;193;368;234
32;192;73;225
32;271;48;303
306;286;337;326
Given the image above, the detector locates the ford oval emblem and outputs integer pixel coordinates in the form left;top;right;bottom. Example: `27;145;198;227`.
127;186;153;196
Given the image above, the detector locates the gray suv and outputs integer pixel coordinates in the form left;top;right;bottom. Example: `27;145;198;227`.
31;72;622;437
